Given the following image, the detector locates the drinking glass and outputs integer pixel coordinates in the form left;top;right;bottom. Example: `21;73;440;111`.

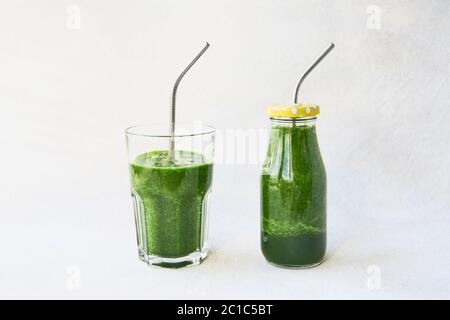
125;123;215;268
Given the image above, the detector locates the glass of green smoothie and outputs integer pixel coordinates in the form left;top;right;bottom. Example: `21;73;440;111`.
126;123;215;268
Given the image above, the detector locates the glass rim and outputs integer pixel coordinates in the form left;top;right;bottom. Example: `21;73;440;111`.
125;123;216;138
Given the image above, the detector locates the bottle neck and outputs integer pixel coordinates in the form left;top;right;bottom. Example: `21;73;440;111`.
263;116;323;176
269;117;317;127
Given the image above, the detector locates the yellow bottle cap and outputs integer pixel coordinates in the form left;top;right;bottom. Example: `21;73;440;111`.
267;103;320;118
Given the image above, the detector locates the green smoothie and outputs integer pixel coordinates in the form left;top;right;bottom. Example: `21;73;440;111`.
261;122;326;267
129;150;213;261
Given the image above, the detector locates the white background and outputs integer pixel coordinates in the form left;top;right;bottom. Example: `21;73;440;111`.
0;0;449;299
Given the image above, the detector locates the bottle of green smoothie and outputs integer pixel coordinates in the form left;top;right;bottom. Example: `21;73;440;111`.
261;104;326;268
261;43;334;268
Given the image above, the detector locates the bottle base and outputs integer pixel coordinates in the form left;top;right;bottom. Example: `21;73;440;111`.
138;248;208;268
261;232;326;269
267;259;324;270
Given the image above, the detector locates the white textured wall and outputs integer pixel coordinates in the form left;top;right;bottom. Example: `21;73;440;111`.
0;0;449;299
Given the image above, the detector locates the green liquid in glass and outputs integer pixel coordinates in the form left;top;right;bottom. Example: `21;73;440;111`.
130;150;212;259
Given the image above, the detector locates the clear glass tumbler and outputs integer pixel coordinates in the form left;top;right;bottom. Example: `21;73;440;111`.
125;123;215;268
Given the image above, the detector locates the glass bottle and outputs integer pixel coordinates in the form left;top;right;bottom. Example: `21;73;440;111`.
261;104;326;268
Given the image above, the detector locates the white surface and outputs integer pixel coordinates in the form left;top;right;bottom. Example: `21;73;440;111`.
0;0;449;299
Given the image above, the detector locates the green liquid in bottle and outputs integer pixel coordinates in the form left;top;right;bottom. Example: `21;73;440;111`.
261;123;326;268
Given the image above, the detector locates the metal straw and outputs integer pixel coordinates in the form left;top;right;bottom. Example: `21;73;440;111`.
294;43;335;104
169;42;210;157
